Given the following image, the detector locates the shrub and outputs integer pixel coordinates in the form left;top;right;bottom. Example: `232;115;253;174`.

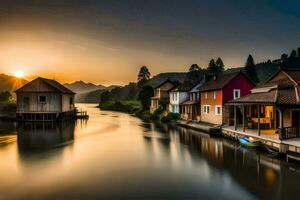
161;112;181;122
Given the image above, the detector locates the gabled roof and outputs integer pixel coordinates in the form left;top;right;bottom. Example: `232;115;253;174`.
171;70;207;92
154;79;177;89
15;77;75;94
198;71;242;92
229;69;300;105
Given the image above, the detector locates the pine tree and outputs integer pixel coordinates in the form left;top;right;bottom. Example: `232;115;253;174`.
189;64;200;72
137;66;151;82
281;53;288;60
207;59;216;72
245;54;255;68
137;66;151;87
245;54;258;84
215;57;225;71
290;50;297;58
297;47;300;57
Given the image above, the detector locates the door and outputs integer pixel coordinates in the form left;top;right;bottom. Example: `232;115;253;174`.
292;111;300;128
23;97;29;112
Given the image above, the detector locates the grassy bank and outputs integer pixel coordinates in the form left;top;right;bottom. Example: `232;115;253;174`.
0;101;16;118
99;100;142;114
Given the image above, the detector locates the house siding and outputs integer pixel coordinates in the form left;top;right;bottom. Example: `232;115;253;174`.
222;74;255;104
200;90;223;124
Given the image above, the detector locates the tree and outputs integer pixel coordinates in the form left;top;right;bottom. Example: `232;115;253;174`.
207;58;223;74
281;53;288;60
99;91;111;105
245;54;255;68
138;66;151;82
289;50;297;58
215;57;225;71
245;54;258;84
137;66;151;88
189;64;200;72
298;47;300;57
137;85;154;110
208;59;216;70
0;91;11;102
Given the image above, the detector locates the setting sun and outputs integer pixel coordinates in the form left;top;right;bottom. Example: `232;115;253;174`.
14;70;24;78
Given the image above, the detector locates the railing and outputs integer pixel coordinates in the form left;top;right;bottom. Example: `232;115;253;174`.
282;127;300;139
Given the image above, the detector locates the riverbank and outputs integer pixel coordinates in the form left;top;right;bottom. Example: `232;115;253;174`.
99;100;141;114
0;101;16;121
176;120;221;135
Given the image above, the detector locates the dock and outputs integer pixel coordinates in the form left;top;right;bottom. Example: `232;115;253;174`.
222;127;300;162
177;120;220;135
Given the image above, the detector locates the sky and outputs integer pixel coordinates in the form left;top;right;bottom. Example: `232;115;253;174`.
0;0;300;85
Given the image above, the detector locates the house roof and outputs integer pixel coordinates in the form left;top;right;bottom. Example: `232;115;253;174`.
229;69;300;105
198;71;241;92
154;79;177;89
182;99;199;105
15;77;75;94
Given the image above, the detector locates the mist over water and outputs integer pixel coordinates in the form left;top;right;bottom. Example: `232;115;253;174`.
0;104;299;199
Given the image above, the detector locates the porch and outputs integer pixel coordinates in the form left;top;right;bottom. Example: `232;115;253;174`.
225;104;300;141
180;101;200;121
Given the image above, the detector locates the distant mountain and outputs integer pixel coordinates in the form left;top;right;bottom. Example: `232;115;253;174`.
76;89;108;103
0;74;28;92
64;80;119;94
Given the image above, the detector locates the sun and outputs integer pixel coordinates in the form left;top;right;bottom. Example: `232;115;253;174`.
14;70;24;78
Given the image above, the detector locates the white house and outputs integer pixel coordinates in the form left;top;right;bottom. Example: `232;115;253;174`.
169;85;189;113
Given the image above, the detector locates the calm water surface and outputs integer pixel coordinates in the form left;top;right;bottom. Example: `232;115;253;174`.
0;103;299;200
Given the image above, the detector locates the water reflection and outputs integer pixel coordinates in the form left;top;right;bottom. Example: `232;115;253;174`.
145;122;300;200
0;104;299;199
17;121;75;151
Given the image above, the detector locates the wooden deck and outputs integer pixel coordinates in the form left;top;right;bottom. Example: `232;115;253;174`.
222;126;300;157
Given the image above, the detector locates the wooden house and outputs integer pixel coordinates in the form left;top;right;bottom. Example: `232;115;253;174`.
180;76;207;121
150;80;178;113
227;68;300;140
15;77;76;121
198;71;255;125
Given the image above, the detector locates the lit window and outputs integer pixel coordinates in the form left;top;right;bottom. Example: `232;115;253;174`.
215;105;222;115
205;92;208;99
39;95;46;103
233;89;240;99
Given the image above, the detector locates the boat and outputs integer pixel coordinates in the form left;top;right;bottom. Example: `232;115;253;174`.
238;136;261;147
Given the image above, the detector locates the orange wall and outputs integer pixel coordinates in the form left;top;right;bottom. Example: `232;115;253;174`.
201;90;222;106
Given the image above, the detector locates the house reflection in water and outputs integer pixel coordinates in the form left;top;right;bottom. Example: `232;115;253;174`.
146;122;300;199
17;121;75;151
171;126;300;199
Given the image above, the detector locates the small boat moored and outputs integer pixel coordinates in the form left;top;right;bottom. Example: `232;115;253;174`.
239;136;261;147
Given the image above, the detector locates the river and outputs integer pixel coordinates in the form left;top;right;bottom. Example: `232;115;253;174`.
0;103;299;200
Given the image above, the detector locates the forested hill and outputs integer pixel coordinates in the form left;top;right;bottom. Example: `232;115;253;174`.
0;74;28;92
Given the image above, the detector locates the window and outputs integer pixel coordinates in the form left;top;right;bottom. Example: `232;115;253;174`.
213;91;217;99
203;105;210;114
70;97;73;105
205;92;208;99
215;105;222;115
39;95;46;103
233;89;240;99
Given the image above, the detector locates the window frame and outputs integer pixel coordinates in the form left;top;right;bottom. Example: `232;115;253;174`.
203;105;210;114
215;105;222;115
233;89;241;99
39;95;47;104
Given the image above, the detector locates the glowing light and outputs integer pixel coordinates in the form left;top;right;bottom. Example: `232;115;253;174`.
14;70;24;78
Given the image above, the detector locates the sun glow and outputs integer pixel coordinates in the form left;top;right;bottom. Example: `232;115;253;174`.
14;70;24;78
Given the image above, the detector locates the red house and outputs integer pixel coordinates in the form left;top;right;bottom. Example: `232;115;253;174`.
198;71;255;125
